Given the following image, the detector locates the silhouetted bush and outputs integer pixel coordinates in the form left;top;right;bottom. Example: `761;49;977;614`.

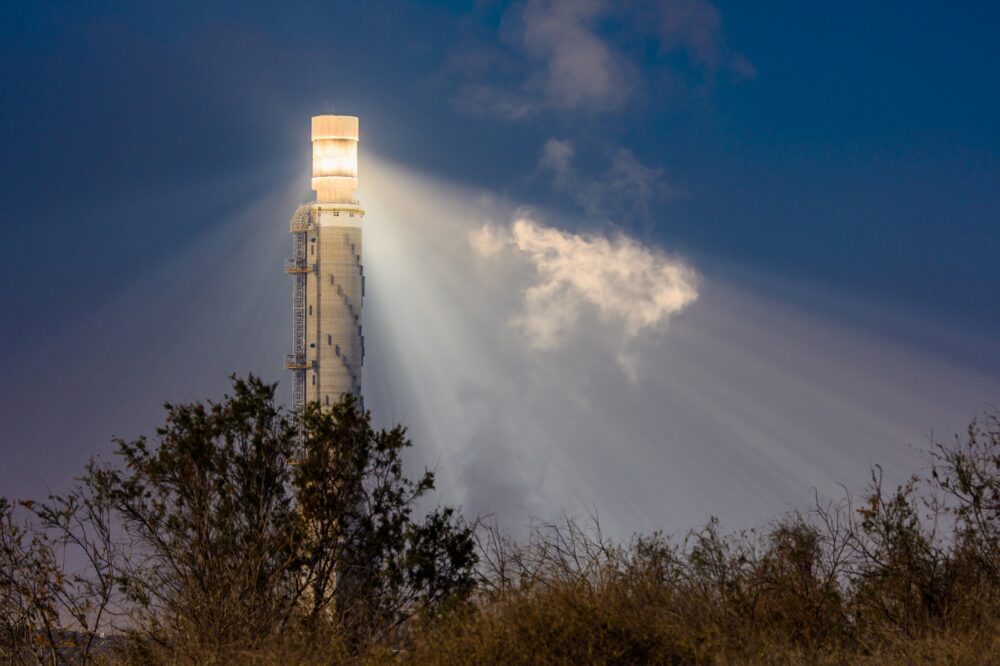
2;376;476;664
2;380;999;665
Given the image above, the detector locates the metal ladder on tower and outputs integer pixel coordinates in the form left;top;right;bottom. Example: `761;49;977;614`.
285;206;314;414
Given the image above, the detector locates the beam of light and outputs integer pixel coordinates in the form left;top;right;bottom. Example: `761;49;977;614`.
0;167;306;498
360;155;1000;537
2;151;996;543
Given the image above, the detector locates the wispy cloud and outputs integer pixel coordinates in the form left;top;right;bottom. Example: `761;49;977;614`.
452;0;752;119
471;216;700;355
469;221;512;257
538;138;576;186
453;83;536;121
453;0;630;118
538;138;683;225
643;0;757;85
518;0;631;111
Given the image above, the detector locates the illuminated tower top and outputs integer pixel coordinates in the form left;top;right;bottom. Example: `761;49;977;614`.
311;115;360;203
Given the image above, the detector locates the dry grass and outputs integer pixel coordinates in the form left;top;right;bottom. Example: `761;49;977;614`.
7;406;1000;665
390;580;1000;666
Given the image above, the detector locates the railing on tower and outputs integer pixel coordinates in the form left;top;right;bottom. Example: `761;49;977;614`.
285;205;316;414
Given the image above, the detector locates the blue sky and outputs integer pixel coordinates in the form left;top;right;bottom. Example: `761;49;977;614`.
2;1;997;349
1;1;998;527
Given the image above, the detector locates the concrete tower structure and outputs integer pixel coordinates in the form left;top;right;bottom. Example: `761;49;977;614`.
285;115;365;413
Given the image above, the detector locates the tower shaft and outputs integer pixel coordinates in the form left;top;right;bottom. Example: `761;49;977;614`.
286;116;364;412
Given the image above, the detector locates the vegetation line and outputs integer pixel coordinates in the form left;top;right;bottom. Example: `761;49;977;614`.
3;376;999;664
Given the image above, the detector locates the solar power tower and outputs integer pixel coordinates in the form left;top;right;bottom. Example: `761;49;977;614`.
286;115;365;413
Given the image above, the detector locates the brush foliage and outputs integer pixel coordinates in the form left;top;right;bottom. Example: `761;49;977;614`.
1;375;476;663
2;378;999;664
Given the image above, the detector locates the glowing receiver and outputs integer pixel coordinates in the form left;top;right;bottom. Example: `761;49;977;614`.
311;115;359;202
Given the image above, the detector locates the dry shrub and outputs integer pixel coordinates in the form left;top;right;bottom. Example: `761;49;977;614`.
396;411;1000;664
5;392;1000;665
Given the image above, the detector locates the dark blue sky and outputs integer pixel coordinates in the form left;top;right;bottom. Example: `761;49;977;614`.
1;0;998;370
2;1;999;529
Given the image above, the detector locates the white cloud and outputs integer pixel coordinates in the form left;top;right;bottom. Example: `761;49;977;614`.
472;216;700;353
469;222;512;257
